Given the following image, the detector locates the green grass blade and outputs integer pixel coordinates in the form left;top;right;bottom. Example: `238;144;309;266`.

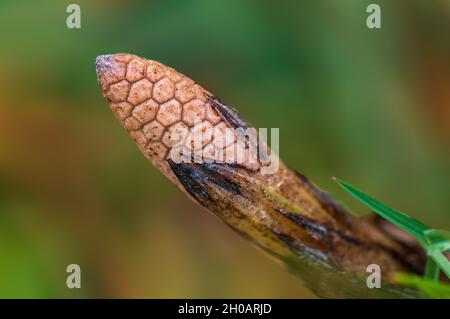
424;229;450;251
424;258;440;281
394;273;450;299
334;178;429;241
429;251;450;279
334;178;450;281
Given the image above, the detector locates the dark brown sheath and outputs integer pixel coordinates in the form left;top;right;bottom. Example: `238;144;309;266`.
96;53;425;298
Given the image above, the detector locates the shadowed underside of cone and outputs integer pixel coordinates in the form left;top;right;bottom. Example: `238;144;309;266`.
96;53;425;298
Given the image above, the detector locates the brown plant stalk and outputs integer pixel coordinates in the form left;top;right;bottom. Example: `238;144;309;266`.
95;53;425;298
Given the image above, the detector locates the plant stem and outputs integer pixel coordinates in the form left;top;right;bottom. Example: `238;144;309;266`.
96;53;427;298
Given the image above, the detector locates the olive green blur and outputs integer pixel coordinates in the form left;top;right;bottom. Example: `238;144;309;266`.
0;0;449;298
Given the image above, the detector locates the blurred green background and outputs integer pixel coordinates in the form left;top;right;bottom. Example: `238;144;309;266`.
0;0;449;298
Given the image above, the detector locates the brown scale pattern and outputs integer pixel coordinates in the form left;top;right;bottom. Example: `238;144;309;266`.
96;53;259;182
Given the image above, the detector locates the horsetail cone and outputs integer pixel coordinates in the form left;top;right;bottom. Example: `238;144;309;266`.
96;53;425;298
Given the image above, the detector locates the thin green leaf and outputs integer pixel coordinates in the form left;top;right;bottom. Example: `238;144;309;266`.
429;250;450;279
394;273;450;299
334;178;429;241
334;178;450;281
424;229;450;251
424;258;440;281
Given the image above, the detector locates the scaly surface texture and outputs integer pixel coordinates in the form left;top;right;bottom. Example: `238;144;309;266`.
96;53;259;184
96;53;425;298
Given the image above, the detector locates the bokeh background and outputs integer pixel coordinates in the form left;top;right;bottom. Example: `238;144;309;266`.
0;0;449;298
